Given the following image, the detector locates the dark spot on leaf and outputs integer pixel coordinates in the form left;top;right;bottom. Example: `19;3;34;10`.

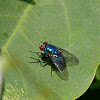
0;48;1;53
3;33;8;38
20;0;36;5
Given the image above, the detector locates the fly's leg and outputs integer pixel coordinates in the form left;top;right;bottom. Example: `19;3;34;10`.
51;66;52;76
29;51;47;67
29;51;41;57
30;51;54;76
29;51;43;66
51;66;54;76
42;63;48;67
30;57;42;66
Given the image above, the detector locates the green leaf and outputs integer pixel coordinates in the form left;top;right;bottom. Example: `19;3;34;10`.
0;0;100;99
96;64;100;80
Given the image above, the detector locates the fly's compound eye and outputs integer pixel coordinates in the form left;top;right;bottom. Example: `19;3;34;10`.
39;43;45;50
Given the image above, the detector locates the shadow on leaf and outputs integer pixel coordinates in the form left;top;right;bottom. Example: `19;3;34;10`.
30;53;69;80
20;0;36;5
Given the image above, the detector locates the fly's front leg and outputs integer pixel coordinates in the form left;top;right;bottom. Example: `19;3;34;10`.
29;51;41;56
29;51;47;67
29;51;43;66
30;57;42;66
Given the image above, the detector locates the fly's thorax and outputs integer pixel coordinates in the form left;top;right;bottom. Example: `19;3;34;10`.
45;44;60;55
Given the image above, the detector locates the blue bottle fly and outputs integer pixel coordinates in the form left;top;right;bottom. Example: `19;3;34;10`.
30;42;79;80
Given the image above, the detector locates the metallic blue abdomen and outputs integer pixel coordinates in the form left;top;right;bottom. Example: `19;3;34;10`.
44;44;59;54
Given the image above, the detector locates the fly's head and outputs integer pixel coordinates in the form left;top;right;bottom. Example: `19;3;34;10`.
39;42;48;50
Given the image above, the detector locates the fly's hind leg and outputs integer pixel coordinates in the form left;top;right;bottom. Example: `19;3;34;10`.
51;66;52;76
51;66;54;76
29;51;41;57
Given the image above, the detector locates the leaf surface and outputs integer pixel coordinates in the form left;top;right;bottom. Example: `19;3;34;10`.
0;0;100;99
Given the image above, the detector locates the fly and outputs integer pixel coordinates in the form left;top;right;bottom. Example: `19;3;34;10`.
30;42;79;80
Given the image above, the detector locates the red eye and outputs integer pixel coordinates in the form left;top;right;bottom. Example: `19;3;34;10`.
39;46;43;50
39;44;45;50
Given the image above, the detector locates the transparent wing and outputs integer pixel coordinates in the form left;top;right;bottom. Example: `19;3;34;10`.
54;66;69;80
49;54;68;80
59;48;79;66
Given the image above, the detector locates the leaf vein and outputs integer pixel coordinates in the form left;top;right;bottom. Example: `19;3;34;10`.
2;2;33;54
61;0;71;51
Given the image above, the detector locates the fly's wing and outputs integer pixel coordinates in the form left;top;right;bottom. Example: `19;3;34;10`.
54;66;69;80
49;54;68;80
59;48;79;66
